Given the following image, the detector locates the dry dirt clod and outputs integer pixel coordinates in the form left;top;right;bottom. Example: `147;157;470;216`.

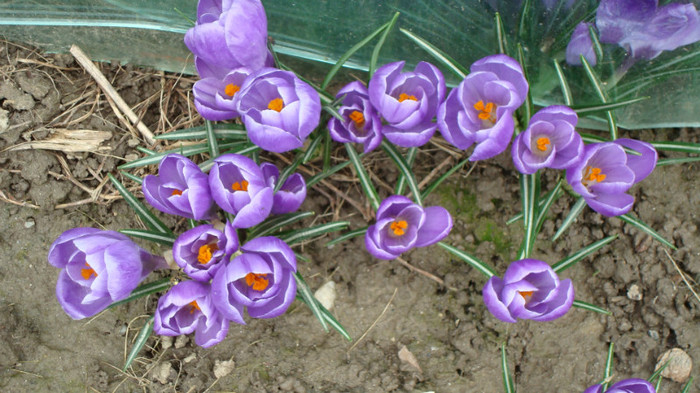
313;281;336;311
656;348;692;383
174;335;189;349
152;362;174;384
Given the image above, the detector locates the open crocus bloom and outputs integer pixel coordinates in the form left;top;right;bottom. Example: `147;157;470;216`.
327;81;383;153
235;68;321;153
482;259;574;323
583;378;656;393
172;221;239;282
192;66;251;121
365;195;453;260
48;228;167;319
143;154;215;220
566;138;657;217
211;236;297;324
368;61;445;147
154;280;229;348
208;153;273;228
511;105;583;174
438;54;528;161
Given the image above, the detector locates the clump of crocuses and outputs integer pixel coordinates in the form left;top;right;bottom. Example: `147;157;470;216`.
512;105;583;174
438;54;528;161
583;378;656;393
48;228;167;319
328;81;383;153
365;195;453;260
566;138;657;217
368;61;445;147
482;259;574;323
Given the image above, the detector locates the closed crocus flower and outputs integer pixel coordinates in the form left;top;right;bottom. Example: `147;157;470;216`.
235;68;321;153
368;61;445;147
212;236;297;324
327;81;383;153
597;0;700;60
153;280;229;348
260;162;307;215
482;259;574;323
583;378;656;393
172;221;239;282
48;228;167;319
566;22;598;66
184;0;271;73
365;195;453;260
209;154;273;228
193;66;251;121
566;138;657;217
438;54;528;161
143;154;215;220
512;105;583;174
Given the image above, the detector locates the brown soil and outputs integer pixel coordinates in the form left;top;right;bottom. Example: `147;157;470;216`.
0;40;697;393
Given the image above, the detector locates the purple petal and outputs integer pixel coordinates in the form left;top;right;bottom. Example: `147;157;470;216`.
586;192;635;217
482;277;517;323
566;22;597;66
414;206;453;247
614;138;658;182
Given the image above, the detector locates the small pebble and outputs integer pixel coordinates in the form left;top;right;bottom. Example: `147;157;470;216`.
314;281;336;311
656;348;692;383
627;284;643;301
213;359;235;379
648;330;660;341
24;218;35;229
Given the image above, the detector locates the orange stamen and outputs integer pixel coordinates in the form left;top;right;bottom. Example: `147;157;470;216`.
80;263;97;280
582;166;606;185
188;300;201;314
473;100;497;122
536;137;551;152
231;180;249;192
171;189;183;196
349;110;365;128
197;243;219;264
398;93;417;102
267;97;284;112
389;220;408;236
519;291;534;302
224;83;240;98
245;273;269;291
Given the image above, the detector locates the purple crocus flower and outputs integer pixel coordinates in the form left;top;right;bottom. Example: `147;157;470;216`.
327;81;383;153
260;162;307;215
184;0;272;74
583;378;656;393
566;22;598;66
212;236;297;323
438;54;528;161
482;259;574;323
235;68;321;153
172;221;239;282
511;105;583;174
193;66;251;121
365;195;453;260
48;228;167;319
597;0;700;60
209;153;273;228
368;61;445;147
143;154;215;220
153;280;229;348
566;138;657;217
